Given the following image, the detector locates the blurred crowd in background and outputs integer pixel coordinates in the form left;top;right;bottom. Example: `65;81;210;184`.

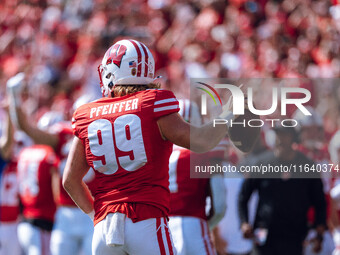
1;0;340;255
0;0;340;128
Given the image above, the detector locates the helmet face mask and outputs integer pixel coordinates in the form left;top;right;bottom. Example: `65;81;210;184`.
98;64;115;96
98;39;155;97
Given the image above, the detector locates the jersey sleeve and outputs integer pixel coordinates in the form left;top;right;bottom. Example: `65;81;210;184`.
152;90;180;119
72;110;78;138
72;107;84;139
72;104;93;140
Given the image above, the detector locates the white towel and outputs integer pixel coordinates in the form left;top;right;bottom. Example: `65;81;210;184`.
104;213;126;247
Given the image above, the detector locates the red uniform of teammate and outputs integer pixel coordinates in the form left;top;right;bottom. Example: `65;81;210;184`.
51;122;75;206
0;161;21;255
17;144;59;255
169;145;227;221
17;145;58;222
6;76;97;255
0;161;19;224
48;120;95;255
168;100;227;255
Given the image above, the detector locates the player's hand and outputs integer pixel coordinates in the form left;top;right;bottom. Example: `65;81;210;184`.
6;73;25;108
219;85;248;121
214;236;228;255
6;73;25;94
311;237;322;253
219;99;234;120
241;223;254;239
311;226;324;253
212;227;228;255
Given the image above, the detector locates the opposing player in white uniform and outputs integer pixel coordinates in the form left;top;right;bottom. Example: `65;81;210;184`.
168;99;227;255
6;74;95;255
62;39;251;255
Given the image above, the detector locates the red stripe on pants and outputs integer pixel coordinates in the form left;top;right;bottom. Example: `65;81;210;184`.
163;218;174;255
200;220;211;255
156;218;166;255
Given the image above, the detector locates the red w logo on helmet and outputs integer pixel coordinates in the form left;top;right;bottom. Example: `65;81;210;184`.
105;44;127;68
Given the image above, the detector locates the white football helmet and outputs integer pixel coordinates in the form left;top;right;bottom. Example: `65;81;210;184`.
98;39;155;96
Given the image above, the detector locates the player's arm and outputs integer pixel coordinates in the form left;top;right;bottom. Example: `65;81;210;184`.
212;226;228;255
51;167;60;204
62;136;94;215
12;105;59;149
157;112;228;153
0;104;14;160
6;73;59;149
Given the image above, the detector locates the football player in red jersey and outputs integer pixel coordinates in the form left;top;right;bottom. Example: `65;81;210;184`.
0;104;21;255
168;99;227;255
37;111;96;255
6;74;96;255
0;160;21;255
16;142;59;255
63;39;250;255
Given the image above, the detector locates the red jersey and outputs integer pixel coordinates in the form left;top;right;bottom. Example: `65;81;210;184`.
17;145;58;222
51;122;95;206
72;89;179;225
169;141;227;220
0;161;20;222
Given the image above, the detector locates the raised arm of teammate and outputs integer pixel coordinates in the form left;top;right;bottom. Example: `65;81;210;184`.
6;73;59;149
0;101;14;160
